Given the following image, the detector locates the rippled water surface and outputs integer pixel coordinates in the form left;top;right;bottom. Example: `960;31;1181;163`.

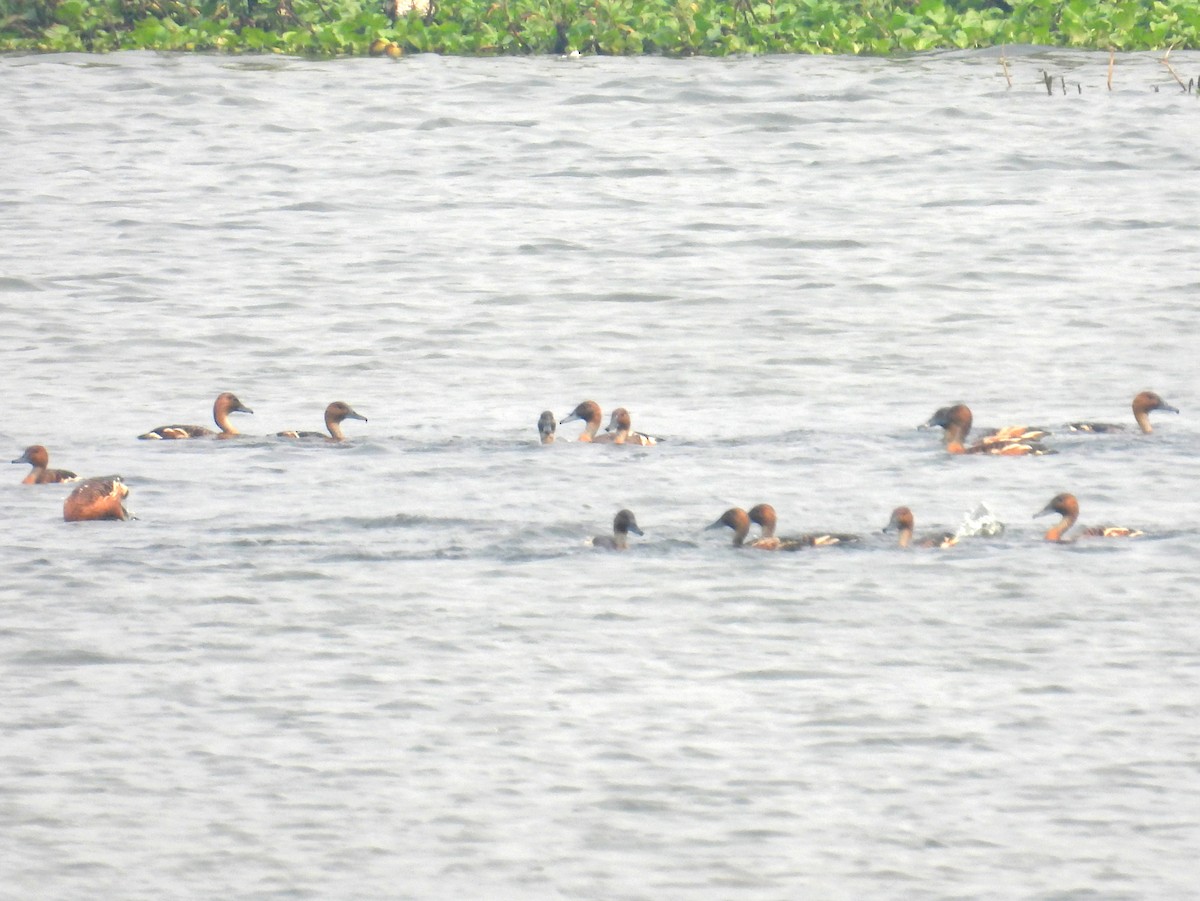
3;49;1200;899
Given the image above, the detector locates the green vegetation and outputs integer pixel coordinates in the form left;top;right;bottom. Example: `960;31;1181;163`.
2;0;1200;57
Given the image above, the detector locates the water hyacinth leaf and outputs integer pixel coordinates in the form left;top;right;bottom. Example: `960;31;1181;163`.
2;0;1199;55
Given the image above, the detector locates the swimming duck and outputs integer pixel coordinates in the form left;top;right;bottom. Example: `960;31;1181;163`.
63;476;130;522
920;404;1051;455
707;507;767;547
883;506;957;549
560;401;612;443
592;509;643;550
1066;391;1180;434
749;503;861;549
604;408;658;446
277;401;367;441
13;445;78;485
538;411;556;444
139;392;253;440
1034;492;1142;542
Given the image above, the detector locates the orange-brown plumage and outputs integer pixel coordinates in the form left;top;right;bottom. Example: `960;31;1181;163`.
13;445;78;485
139;392;253;440
63;477;130;522
278;401;367;441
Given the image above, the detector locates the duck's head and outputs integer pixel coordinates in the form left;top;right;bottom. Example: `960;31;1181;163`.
13;445;48;467
613;509;643;536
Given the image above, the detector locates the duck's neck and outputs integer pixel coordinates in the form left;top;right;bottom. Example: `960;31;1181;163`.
895;527;913;548
943;422;970;449
1044;512;1076;542
326;418;345;441
214;410;240;436
1133;409;1153;434
612;530;629;549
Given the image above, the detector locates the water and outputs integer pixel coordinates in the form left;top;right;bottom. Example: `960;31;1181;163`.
3;48;1199;899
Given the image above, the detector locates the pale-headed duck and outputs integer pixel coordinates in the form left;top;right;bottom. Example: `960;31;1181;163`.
592;509;643;550
538;411;556;444
1034;492;1142;542
560;401;612;443
883;506;957;549
13;445;78;485
139;392;253;440
278;401;367;441
749;503;861;549
920;404;1052;455
604;408;658;446
64;476;130;522
1066;391;1180;434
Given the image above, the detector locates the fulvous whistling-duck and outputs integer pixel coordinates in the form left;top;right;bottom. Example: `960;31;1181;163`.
139;392;253;440
560;401;611;443
883;506;957;549
63;476;130;522
920;404;1052;455
604;408;658;446
13;445;78;485
1034;492;1142;542
277;401;367;441
1066;391;1180;434
749;503;860;549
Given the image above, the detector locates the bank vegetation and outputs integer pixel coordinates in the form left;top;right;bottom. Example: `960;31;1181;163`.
2;0;1199;57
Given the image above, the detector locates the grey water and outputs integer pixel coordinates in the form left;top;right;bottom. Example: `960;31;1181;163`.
2;48;1199;899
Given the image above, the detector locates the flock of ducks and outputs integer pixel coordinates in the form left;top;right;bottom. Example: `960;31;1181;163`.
557;391;1179;551
12;390;1180;545
13;393;366;522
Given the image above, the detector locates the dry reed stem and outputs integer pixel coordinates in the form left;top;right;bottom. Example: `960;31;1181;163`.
1160;44;1188;91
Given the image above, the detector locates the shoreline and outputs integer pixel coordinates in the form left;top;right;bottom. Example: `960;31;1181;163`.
3;0;1199;58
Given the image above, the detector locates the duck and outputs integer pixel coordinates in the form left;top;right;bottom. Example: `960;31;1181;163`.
63;476;131;522
13;445;78;485
1034;492;1142;542
538;410;556;444
707;507;771;548
920;404;1052;455
1066;391;1180;434
883;506;957;549
277;401;367;441
139;392;253;440
604;408;658;446
592;509;643;550
749;503;861;549
560;401;612;443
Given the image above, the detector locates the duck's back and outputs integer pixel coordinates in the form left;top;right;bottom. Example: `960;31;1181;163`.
139;424;215;440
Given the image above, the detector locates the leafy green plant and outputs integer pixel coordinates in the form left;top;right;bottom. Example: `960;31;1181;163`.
2;0;1199;56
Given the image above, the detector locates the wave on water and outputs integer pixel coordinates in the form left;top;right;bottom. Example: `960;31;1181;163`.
957;503;1006;538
